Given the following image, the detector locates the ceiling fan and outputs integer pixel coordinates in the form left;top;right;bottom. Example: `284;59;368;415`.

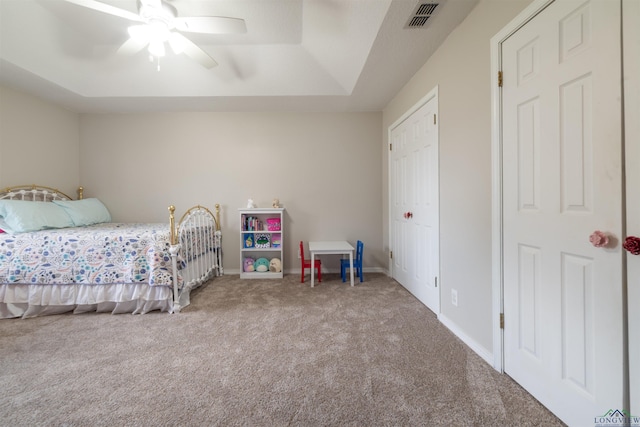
64;0;247;69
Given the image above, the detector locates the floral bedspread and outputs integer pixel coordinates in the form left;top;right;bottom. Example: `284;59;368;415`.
0;223;178;286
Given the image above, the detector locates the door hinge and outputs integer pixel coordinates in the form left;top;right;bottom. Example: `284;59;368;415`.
498;71;503;87
433;114;437;125
389;143;393;151
390;250;393;259
500;313;504;329
434;277;438;287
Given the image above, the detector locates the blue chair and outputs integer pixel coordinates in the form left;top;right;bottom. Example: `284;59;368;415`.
341;240;363;282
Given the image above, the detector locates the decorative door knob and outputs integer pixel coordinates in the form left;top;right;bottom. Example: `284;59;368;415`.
589;230;609;248
623;236;640;255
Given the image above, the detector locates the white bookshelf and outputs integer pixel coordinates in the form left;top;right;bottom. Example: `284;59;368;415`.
239;208;284;279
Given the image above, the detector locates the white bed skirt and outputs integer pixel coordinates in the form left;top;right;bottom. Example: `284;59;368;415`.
0;283;173;319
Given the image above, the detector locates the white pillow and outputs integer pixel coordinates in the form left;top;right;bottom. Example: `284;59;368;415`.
0;200;74;233
53;198;111;226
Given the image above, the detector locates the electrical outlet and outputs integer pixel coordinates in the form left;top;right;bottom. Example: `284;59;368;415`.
451;289;458;307
297;247;301;259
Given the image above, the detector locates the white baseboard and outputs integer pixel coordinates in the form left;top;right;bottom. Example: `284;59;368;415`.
438;313;494;366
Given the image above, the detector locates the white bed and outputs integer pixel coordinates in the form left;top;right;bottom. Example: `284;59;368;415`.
0;185;222;318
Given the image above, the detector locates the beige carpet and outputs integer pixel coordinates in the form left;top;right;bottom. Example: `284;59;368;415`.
0;274;564;426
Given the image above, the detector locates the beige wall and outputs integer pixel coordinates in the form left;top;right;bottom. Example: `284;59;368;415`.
0;85;79;195
382;0;533;354
0;87;383;275
80;111;383;274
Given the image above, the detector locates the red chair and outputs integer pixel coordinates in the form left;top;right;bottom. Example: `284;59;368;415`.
300;241;321;283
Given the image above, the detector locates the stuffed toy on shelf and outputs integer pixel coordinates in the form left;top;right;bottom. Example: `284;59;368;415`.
243;257;255;272
269;258;282;273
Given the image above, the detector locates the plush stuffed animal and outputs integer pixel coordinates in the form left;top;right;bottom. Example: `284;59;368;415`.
254;257;270;272
269;258;282;273
247;198;257;208
243;257;255;272
272;198;280;208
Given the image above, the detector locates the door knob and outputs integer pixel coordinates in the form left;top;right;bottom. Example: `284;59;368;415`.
623;236;640;255
589;230;609;248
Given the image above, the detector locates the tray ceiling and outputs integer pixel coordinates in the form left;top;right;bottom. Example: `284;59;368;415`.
0;0;478;112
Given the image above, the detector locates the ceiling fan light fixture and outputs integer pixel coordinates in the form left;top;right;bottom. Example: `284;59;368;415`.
148;22;171;42
148;39;166;57
128;22;172;58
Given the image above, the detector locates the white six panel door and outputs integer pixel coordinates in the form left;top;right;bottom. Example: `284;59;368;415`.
392;121;413;290
502;1;624;425
391;95;440;313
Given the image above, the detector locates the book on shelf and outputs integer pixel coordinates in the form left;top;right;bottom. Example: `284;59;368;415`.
242;216;264;231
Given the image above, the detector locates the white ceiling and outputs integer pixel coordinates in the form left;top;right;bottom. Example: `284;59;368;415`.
0;0;478;113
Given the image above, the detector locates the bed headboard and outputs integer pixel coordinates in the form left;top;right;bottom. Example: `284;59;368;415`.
0;185;83;201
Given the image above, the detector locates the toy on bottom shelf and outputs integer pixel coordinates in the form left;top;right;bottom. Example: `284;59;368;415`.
254;258;270;272
243;257;255;272
269;258;282;273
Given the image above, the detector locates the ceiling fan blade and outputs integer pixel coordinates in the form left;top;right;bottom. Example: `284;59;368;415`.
63;0;143;22
169;32;217;69
117;37;149;55
174;16;246;34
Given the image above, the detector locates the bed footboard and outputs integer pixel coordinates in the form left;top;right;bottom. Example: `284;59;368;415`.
169;204;222;312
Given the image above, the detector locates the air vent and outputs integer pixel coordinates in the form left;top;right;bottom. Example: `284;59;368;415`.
406;2;440;28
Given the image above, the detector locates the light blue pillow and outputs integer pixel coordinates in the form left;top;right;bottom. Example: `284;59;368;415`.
0;217;15;234
0;200;74;233
53;198;111;226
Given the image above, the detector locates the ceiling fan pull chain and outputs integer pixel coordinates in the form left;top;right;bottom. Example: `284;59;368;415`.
149;54;161;72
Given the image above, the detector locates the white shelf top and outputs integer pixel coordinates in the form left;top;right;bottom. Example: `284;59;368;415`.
239;207;284;212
